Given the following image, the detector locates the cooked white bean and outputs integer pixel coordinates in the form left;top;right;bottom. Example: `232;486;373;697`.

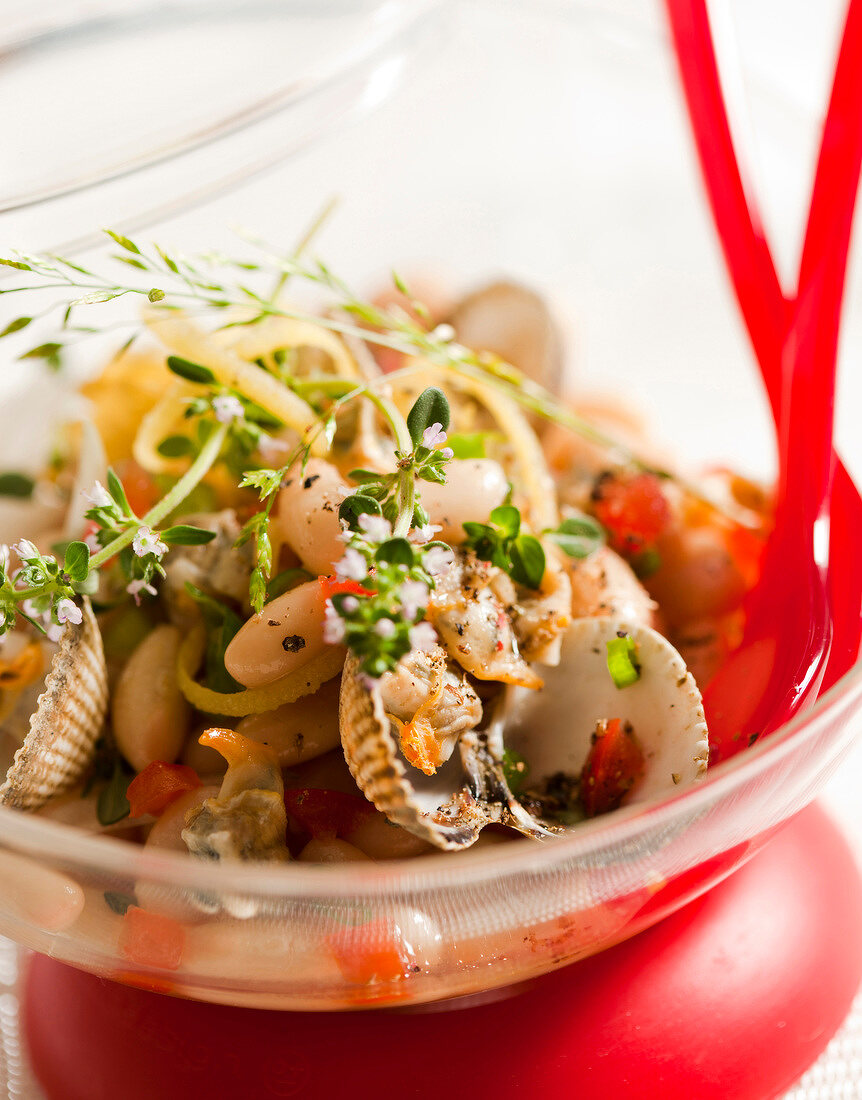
569;546;657;626
136;785;220;921
224;579;328;688
143;786;220;853
0;850;84;932
299;838;371;863
344;811;434;860
418;458;508;544
236;678;341;765
276;458;348;575
646;525;746;628
112;624;191;771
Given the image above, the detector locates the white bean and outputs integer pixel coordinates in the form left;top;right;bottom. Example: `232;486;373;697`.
0;850;84;932
224;579;328;688
418;458;508;544
298;838;371;863
569;546;657;627
343;811;434;860
112;624;191;771
276;458;348;575
236;678;341;765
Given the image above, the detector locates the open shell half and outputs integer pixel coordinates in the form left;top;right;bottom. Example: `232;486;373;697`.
502;616;710;809
0;598;108;811
339;655;552;851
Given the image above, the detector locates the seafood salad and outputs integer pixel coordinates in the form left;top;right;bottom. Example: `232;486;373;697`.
0;233;769;873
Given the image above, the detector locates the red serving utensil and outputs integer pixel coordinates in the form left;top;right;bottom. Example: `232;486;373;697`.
666;0;862;759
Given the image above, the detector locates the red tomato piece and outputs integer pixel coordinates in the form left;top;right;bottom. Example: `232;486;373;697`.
283;788;375;840
592;472;672;555
119;907;185;971
126;762;201;819
580;718;645;817
318;576;376;600
115;459;159;516
328;919;414;984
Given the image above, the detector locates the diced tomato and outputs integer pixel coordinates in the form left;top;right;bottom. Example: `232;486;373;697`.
119;907;185;971
580;717;645;817
115;459;159;516
318;576;376;600
126;762;201;819
724;523;766;591
592;472;672;555
284;788;375;840
328;919;414;984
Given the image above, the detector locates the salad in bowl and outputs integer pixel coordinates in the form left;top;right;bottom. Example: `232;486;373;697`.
0;229;777;1006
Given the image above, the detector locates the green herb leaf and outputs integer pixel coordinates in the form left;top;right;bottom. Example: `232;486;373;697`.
103;891;136;915
185;584;244;693
446;432;486;459
502;748;530;795
160;525;217;546
104;229;141;254
406;387;450;447
509;534;546;589
97;758;132;826
0;316;32;338
606;634;641;689
545;514;605;559
19;342;62;363
148;288;166;303
339;493;382;530
166;355;216;385
0;472;35;498
156;434;195;458
106;468;133;516
375;538;415;568
489;504;521;540
63;541;91;583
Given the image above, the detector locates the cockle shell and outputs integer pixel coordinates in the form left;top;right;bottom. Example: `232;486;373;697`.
502;616;710;804
0;598;107;811
447;280;564;397
340;617;709;849
339;655;552;851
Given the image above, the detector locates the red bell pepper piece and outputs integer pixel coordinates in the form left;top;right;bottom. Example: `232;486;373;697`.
126;761;201;819
318;576;376;600
119;907;185;971
328;919;414;984
592;472;672;556
284;788;375;840
580;718;645;817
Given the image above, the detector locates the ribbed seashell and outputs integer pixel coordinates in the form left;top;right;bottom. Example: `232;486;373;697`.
339;655;553;851
502;617;710;801
0;598;107;811
341;617;709;849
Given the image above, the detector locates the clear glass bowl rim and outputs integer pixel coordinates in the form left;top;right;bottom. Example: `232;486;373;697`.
1;640;859;899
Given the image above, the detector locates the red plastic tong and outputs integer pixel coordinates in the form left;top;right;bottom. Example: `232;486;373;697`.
665;0;862;759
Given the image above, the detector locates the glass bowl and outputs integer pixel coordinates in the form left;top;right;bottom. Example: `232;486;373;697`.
0;0;859;1011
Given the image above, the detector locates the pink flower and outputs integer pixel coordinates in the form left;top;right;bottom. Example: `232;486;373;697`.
126;579;157;605
398;580;428;620
423;545;455;576
323;600;346;644
82;481;112;508
421;423;448;449
357;514;392;543
335;548;367;583
408;621;437;653
55;598;82;626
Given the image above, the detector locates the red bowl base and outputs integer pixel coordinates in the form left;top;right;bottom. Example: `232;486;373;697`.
25;804;862;1100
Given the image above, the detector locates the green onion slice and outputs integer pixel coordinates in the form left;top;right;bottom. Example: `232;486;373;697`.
606;634;641;689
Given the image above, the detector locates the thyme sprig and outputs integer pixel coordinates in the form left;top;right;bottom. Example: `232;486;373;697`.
324;389;456;679
0;229;667;479
0;425;227;639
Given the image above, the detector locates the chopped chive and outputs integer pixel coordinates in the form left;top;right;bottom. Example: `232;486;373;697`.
606;634;641;689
